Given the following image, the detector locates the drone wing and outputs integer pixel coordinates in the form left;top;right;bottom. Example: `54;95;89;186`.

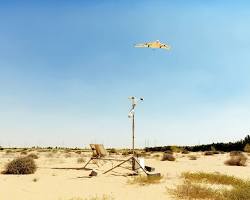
134;43;149;48
160;43;171;50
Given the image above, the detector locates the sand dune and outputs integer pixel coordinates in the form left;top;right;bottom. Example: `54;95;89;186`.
0;151;249;200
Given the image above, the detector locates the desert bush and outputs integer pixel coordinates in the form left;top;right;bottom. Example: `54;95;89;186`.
188;155;197;160
135;151;150;158
27;153;39;159
77;157;85;163
64;149;71;153
51;149;58;154
3;156;37;174
244;144;250;153
64;153;72;158
46;152;54;158
108;148;117;154
5;149;12;154
169;180;221;200
152;154;160;158
181;149;189;154
204;151;214;156
68;194;114;200
170;172;250;200
127;175;163;185
182;172;244;186
225;153;247;166
121;150;133;156
170;146;182;153
74;150;82;154
161;153;175;161
20;151;28;155
213;151;220;154
230;151;243;156
164;150;173;155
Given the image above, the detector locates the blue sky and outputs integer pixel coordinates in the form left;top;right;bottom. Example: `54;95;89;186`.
1;1;250;148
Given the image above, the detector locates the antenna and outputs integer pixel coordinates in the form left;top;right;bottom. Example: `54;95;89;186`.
128;96;143;169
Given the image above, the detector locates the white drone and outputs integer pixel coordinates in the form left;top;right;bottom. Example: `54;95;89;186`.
134;40;170;50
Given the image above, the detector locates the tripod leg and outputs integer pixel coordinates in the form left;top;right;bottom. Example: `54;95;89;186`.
103;157;132;174
83;157;93;169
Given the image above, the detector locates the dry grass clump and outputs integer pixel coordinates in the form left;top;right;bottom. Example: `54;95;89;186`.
161;152;175;161
74;150;82;155
181;149;189;154
169;172;250;200
68;194;114;200
170;180;222;200
182;172;244;186
2;156;37;174
244;144;250;153
46;152;54;158
135;151;151;158
27;153;39;159
225;152;247;166
108;148;117;154
5;149;13;154
20;151;28;155
229;151;243;156
188;155;197;160
121;150;133;156
152;154;161;159
128;175;164;185
77;157;86;163
204;151;214;156
64;153;72;158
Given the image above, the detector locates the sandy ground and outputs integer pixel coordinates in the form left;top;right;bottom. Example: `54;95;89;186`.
0;150;249;200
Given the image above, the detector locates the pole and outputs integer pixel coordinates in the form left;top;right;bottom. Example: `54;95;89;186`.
132;112;135;170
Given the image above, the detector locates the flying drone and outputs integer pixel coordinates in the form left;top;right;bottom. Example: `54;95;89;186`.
134;40;170;50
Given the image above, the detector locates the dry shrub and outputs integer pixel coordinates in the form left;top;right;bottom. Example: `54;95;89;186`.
121;150;132;156
51;149;58;154
182;172;244;186
20;151;28;155
27;153;39;159
170;146;182;153
230;151;243;156
170;172;250;200
108;148;117;154
74;150;82;155
77;157;85;163
225;152;247;166
169;180;222;200
3;156;37;174
244;144;250;153
64;149;71;153
204;151;214;156
68;194;114;200
161;152;175;161
164;150;173;155
5;149;12;154
136;151;150;158
46;152;54;158
128;175;163;185
64;153;72;158
181;149;189;154
188;155;197;160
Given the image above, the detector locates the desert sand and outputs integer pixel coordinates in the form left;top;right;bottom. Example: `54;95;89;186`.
0;150;249;200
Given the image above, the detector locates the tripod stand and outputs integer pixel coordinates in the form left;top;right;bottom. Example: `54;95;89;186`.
103;96;147;175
